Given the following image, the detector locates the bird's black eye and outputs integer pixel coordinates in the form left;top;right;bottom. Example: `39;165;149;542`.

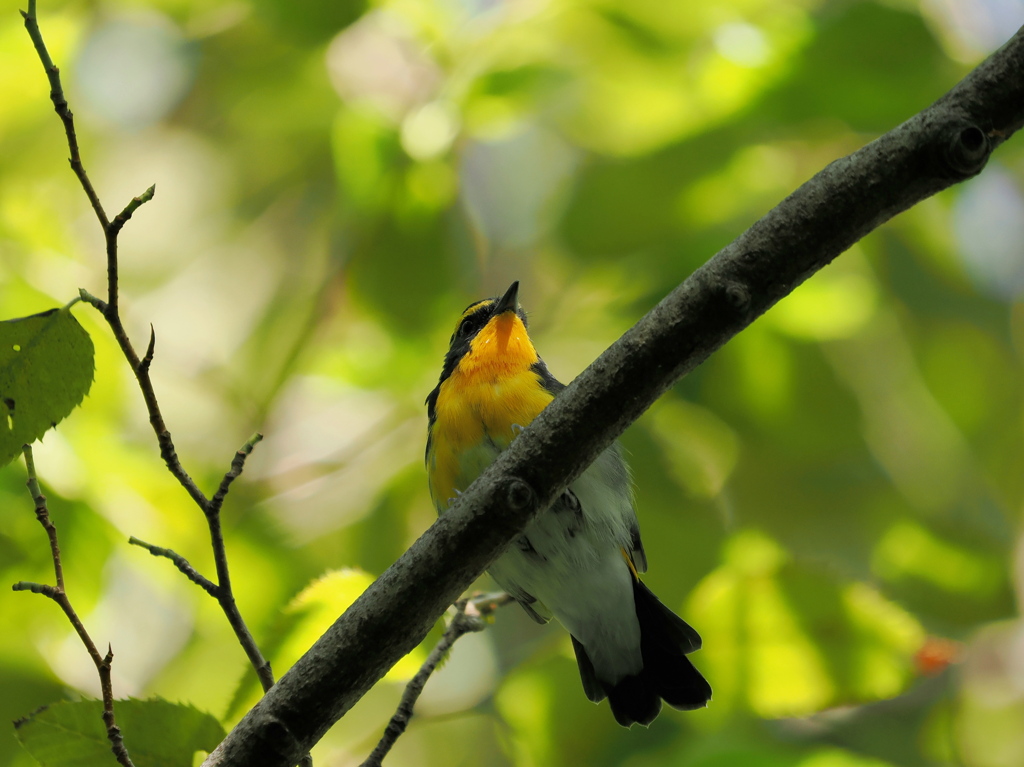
458;312;488;338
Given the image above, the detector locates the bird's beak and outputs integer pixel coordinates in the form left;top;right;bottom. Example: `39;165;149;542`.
494;281;520;315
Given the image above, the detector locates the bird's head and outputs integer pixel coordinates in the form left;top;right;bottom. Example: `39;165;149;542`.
440;281;537;383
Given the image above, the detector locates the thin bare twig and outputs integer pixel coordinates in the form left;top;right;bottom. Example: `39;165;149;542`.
22;444;64;590
360;593;513;767
12;446;135;767
20;0;107;229
128;537;218;597
23;0;283;749
109;185;155;238
139;325;156;375
210;433;263;516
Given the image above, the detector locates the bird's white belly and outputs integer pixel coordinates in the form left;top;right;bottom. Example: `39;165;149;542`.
487;451;643;682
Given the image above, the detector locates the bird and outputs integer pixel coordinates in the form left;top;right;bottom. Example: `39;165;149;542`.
425;280;711;726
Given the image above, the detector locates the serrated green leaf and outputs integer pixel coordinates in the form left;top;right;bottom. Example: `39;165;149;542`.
0;306;94;468
14;697;225;767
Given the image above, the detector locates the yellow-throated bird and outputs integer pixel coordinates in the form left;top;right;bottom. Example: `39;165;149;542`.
425;281;711;726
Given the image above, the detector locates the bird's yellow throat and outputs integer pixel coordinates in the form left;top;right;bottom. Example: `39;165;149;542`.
454;311;537;383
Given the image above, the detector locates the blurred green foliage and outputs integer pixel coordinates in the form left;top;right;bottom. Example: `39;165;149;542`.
1;0;1023;765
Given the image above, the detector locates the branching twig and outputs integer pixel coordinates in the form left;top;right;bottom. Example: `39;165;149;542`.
206;434;276;694
129;433;279;715
23;0;281;740
12;446;135;767
360;593;513;767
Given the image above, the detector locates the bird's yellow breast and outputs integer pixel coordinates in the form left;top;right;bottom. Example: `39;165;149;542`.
427;313;554;509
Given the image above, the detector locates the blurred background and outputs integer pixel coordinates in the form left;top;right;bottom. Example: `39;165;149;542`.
2;0;1024;764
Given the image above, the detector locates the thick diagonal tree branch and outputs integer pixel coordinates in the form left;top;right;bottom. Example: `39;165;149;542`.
205;27;1024;767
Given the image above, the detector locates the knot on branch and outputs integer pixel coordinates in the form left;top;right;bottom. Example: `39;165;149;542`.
722;280;751;314
504;479;535;511
945;124;990;176
259;716;304;761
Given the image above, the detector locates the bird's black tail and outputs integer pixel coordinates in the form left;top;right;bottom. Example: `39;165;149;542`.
571;579;711;727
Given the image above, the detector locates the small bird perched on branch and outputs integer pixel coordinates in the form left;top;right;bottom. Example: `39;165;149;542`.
425;281;711;726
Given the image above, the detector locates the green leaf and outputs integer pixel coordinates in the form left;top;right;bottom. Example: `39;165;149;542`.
14;698;225;767
0;306;94;468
